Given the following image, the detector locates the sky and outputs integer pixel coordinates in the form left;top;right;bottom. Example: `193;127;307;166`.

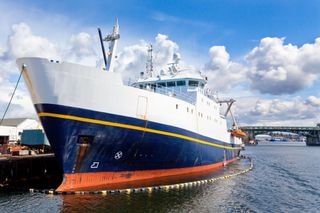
0;0;320;126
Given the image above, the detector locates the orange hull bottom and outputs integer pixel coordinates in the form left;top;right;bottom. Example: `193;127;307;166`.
56;158;238;192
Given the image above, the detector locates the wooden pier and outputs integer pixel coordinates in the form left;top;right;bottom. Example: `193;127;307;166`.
0;154;62;189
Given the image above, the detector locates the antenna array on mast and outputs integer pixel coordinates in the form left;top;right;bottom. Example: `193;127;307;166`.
146;44;154;78
97;18;120;72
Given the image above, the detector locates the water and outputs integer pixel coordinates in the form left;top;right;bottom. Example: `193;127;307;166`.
1;144;319;212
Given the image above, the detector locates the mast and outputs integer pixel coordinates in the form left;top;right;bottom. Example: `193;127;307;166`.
146;44;154;78
104;18;120;72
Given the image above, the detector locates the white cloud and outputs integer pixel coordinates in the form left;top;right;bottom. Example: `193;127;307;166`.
5;22;60;59
114;33;179;83
0;21;320;127
0;24;180;118
153;34;179;71
305;96;320;107
246;37;320;95
204;46;247;91
203;37;320;96
0;23;99;119
235;96;320;126
0;46;4;57
114;40;148;82
0;81;36;118
64;32;99;66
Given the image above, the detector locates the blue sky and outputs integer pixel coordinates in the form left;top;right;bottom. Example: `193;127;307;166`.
5;0;320;57
0;0;320;125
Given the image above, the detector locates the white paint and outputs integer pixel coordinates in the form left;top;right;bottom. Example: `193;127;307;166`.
114;151;123;160
16;57;241;145
90;162;99;169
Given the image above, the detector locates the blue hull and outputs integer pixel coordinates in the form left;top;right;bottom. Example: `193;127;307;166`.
35;104;240;188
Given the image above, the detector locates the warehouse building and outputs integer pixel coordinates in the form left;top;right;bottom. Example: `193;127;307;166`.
0;118;40;145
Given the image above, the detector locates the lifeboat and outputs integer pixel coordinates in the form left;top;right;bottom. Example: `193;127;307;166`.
231;130;247;138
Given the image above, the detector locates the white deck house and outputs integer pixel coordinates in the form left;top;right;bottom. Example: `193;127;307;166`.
0;118;40;144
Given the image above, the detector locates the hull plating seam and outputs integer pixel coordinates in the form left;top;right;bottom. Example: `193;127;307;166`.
38;112;240;150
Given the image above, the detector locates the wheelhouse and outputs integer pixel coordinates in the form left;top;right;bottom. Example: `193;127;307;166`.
132;78;207;104
133;79;205;89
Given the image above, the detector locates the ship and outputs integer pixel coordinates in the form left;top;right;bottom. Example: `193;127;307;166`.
16;20;244;192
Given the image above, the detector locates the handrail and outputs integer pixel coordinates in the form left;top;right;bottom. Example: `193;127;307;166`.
132;84;218;104
147;85;196;104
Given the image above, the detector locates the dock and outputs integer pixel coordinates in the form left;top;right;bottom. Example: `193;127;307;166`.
0;154;62;189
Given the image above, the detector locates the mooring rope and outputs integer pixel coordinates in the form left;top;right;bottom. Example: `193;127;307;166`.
0;65;25;126
28;155;253;195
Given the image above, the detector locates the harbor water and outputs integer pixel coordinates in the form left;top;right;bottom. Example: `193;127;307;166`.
0;143;319;212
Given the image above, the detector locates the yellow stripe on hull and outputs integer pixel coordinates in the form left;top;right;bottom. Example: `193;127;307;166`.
38;112;240;150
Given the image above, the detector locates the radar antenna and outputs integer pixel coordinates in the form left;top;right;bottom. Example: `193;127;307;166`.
167;53;181;74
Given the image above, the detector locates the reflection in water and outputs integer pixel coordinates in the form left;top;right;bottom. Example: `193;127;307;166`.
61;160;249;213
2;145;319;212
61;186;226;212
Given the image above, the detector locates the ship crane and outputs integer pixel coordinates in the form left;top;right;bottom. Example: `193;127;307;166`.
218;99;246;137
98;18;120;72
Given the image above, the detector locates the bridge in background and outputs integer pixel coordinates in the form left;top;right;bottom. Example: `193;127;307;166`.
240;125;320;146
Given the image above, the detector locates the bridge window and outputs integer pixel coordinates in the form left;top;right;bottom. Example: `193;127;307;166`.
177;81;186;86
188;80;199;87
167;81;176;87
150;84;156;89
157;82;166;87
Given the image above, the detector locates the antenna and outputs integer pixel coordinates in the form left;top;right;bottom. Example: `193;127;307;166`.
173;53;181;65
146;44;154;78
